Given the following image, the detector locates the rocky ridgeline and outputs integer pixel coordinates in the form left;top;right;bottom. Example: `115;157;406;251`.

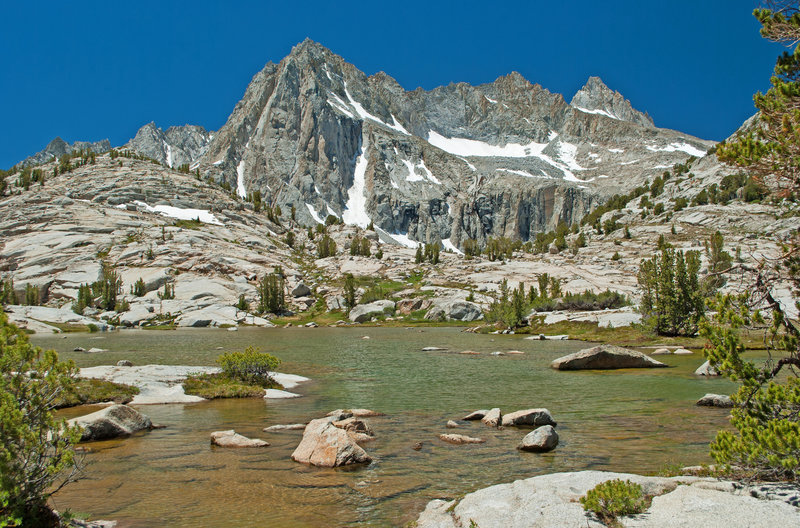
126;122;213;169
196;39;715;246
19;136;111;167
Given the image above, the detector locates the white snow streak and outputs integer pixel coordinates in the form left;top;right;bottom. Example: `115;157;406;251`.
342;135;371;228
442;238;463;255
646;142;707;157
387;232;419;248
401;158;440;184
496;168;551;179
236;141;250;199
330;82;410;135
458;157;477;171
573;106;619;120
122;201;223;225
485;96;497;104
305;203;324;224
608;148;624;153
164;142;174;168
326;205;338;218
427;130;548;158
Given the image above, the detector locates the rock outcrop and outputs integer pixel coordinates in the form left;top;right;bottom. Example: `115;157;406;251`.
695;360;720;376
551;344;667;370
69;404;153;441
415;470;800;527
348;300;395;322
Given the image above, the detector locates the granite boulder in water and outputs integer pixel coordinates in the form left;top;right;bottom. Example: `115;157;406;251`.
69;404;153;441
291;417;372;467
550;344;667;370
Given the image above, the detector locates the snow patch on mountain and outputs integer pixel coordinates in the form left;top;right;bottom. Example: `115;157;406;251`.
342;135;371;228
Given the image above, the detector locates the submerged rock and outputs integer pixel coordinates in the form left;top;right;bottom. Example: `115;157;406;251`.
501;408;556;427
696;393;733;408
446;420;460;428
210;430;269;447
439;434;485;445
291;417;372;467
550;344;667;370
263;423;306;432
463;410;488;421
518;425;559;452
69;404;153;441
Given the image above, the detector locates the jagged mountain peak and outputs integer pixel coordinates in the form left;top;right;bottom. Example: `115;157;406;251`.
127;122;212;169
570;76;654;128
18;136;110;167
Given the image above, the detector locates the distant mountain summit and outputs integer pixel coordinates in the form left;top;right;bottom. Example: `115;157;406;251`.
570;76;654;128
126;122;212;168
13;39;715;248
194;39;712;246
20;137;110;167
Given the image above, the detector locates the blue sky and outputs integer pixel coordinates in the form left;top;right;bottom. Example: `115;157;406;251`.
0;1;781;168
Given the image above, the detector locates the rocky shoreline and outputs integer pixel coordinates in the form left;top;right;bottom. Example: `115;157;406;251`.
415;470;800;527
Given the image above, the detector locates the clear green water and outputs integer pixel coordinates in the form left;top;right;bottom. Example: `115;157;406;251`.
33;327;736;527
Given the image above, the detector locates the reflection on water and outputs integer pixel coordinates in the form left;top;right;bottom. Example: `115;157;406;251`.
35;327;736;527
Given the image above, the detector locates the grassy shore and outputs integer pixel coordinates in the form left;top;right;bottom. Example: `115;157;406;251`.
55;379;139;408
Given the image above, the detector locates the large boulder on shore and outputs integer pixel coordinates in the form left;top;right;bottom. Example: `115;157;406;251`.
425;300;483;322
69;404;152;441
502;408;557;427
291;417;372;467
550;344;667;370
518;425;559;452
349;300;395;323
415;470;800;527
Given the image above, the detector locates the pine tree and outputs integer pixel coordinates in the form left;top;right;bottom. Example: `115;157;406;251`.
637;248;703;336
701;2;800;481
343;273;356;314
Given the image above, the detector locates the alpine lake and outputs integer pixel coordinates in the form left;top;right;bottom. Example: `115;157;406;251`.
33;326;737;527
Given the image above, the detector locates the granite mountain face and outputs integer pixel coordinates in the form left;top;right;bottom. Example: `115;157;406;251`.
188;39;713;248
20;137;111;167
126;123;212;169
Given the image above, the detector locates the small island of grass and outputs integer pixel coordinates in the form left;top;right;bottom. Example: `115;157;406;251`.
183;346;283;399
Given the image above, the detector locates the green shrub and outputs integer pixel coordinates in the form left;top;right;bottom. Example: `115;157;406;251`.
217;347;280;385
580;479;647;525
0;313;82;525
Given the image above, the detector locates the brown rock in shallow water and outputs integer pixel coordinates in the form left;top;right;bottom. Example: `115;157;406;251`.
517;425;559;452
550;344;667;370
69;404;152;442
439;434;485;445
210;430;269;447
291;417;372;467
481;408;502;427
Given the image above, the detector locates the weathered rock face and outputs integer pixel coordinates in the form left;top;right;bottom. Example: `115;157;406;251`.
291;417;372;467
127;122;212;169
570;76;655;128
210;430;269;447
69;404;153;441
501;408;557;427
349;299;395;322
197;39;714;249
20;136;111;167
550;344;667;370
424;299;483;321
518;425;559;452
